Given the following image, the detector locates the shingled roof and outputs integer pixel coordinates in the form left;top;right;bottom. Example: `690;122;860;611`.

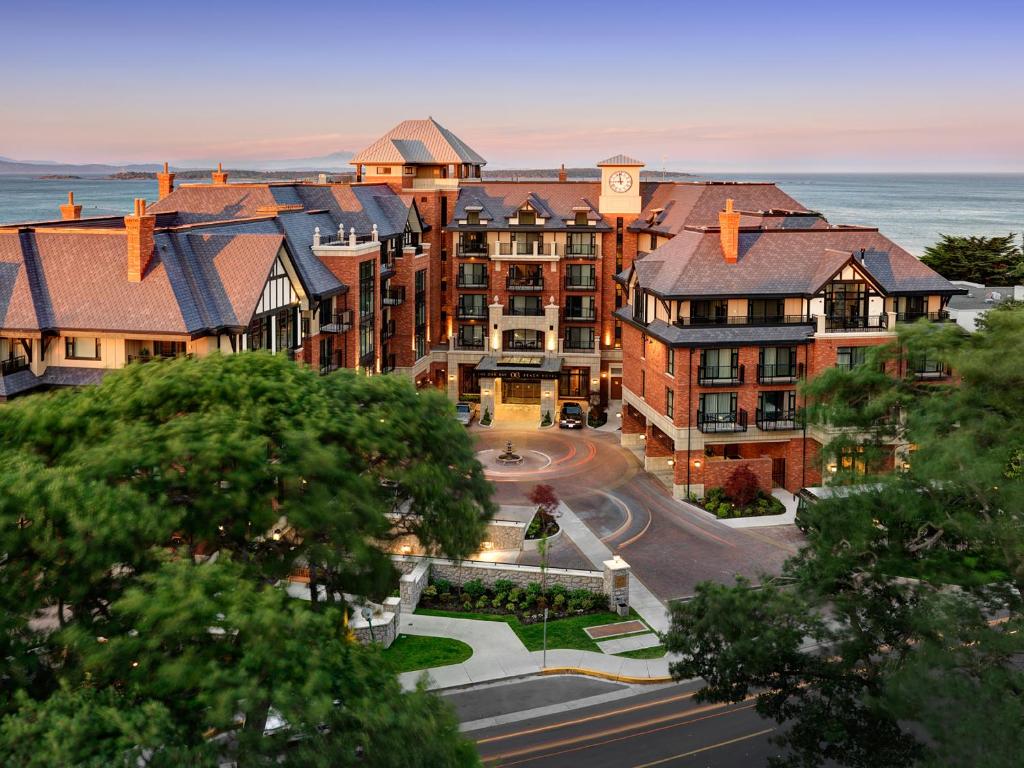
449;182;613;230
351;118;486;166
597;154;644;166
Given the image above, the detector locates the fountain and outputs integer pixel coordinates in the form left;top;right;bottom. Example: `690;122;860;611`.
495;439;524;466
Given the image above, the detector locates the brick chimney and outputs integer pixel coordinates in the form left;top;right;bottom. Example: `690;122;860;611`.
211;162;228;185
59;191;82;221
719;198;740;264
125;198;155;282
157;161;175;200
558;163;567;183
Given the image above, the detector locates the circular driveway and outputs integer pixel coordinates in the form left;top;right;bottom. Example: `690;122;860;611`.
472;425;803;601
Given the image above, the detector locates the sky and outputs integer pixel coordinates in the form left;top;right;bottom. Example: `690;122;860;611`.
2;0;1023;172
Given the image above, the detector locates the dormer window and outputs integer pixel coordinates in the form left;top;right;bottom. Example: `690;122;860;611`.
518;210;536;226
574;212;589;226
467;211;480;225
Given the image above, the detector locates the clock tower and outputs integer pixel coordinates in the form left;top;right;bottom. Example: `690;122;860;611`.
597;154;644;215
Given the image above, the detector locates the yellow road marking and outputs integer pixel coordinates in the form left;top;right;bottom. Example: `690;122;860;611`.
627;727;776;767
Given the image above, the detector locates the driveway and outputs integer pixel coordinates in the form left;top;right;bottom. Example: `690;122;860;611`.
472;426;803;601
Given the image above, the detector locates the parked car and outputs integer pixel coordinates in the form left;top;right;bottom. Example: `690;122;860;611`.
558;402;584;429
454;402;476;426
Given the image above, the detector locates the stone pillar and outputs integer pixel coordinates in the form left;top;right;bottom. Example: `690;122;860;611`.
544;299;560;355
480;376;496;421
540;379;557;422
603;556;631;617
488;299;503;352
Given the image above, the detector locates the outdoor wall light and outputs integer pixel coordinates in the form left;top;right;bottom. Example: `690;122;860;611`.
448;374;456;381
616;412;621;418
667;459;675;466
828;463;838;473
693;459;702;469
481;541;494;550
601;371;608;378
482;389;491;395
591;378;599;385
400;544;412;554
639;434;646;440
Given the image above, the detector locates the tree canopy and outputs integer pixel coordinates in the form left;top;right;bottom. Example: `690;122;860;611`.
665;307;1024;768
0;353;494;766
920;233;1023;284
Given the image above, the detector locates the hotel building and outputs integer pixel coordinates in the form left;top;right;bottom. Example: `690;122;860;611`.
0;118;960;495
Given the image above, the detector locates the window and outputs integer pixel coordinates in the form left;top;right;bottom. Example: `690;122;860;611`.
65;337;100;360
414;268;427;359
614;321;622;348
641;369;646;397
565;295;596;320
518;210;536;226
566;263;596;288
458;262;488;287
559;367;588;398
839;445;868;476
748;298;785;322
666;347;675;375
566;232;596;256
760;346;797;380
699;348;739;382
666;387;675;418
649;234;657;251
440;196;448;227
457;324;485;349
466;211;479;226
632;285;647;323
699;392;737;415
615;217;624;271
896;296;928;320
508;295;542;315
837;346;868;370
690;299;728;324
563;326;595;351
457;294;488;318
574;211;588;226
375;166;391;174
359;260;375;319
758;390;796;415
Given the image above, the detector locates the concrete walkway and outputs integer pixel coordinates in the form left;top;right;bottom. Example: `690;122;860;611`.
556;500;670;633
397;613;674;691
593;399;623;433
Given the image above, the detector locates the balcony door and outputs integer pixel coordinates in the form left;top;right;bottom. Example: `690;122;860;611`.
824;280;869;321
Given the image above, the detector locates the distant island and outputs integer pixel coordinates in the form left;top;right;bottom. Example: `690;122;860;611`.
107;169;353;182
482;168;694;181
38;174;82;180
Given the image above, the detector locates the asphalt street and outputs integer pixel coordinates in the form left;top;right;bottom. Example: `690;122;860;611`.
469;678;781;767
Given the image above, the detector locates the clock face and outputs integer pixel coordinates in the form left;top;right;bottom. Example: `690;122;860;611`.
609;171;633;193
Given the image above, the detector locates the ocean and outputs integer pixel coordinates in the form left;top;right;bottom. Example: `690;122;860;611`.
1;173;1022;256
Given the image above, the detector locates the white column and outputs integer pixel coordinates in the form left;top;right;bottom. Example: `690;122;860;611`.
270;314;277;354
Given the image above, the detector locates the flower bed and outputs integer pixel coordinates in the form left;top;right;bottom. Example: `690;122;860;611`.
525;509;560;540
700;486;786;519
417;577;607;624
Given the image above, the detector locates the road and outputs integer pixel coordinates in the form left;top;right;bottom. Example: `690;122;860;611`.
474;426;803;600
468;679;781;767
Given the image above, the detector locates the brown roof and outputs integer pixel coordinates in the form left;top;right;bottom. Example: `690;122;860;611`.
148;184;280;225
632;182;810;236
0;233;41;331
450;181;646;229
351;118;486;166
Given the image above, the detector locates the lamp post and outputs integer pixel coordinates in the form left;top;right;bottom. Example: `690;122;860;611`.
542;607;549;669
361;606;375;644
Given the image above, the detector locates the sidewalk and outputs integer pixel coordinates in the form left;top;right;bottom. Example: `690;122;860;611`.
398;613;675;691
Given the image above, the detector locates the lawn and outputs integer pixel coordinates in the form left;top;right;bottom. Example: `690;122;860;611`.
615;644;667;660
381;633;473;673
415;607;645;653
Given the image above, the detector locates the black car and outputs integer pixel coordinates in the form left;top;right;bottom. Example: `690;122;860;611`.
558;402;584;429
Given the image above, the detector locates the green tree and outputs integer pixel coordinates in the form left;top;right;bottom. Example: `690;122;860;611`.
0;353;493;765
920;233;1023;284
664;308;1024;768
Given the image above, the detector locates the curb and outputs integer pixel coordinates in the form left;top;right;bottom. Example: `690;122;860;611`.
539;667;673;684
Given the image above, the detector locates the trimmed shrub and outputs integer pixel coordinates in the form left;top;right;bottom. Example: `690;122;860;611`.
493;579;514;593
432;578;452;594
724;465;760;508
463;579;486;601
475;596;489;610
421;585;437;600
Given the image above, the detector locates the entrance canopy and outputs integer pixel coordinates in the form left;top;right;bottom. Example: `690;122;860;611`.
475;355;563;380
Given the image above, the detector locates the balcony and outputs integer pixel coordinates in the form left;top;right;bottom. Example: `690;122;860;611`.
912;362;951;380
381;319;396;342
359;350;375;368
127;353;187;365
456;304;488;320
505;339;545;351
319;351;345;375
320;310;353;334
897;310;950;323
455;337;485;350
697;409;748;433
564;243;598;258
381;353;397;373
497;242;558;257
382;287;406;306
563;306;596;321
456;273;488;288
697;364;745;386
562;340;595;352
757;362;803;384
755;409;799;431
457;243;488;258
380;260;396;280
676;314;811;328
507;275;544;291
824;314;888;333
504;306;545;317
0;355;28;376
564;275;597;290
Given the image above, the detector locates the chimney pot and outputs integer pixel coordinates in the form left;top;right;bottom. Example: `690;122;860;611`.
558;163;567;183
718;197;740;264
60;190;82;221
157;161;176;200
125;197;156;282
211;163;228;185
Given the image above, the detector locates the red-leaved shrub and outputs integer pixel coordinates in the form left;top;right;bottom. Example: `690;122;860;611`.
724;465;760;507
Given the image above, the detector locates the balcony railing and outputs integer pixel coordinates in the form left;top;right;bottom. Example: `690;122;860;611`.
897;310;950;323
564;275;597;290
455;337;485;350
564;242;597;257
563;306;596;321
563;340;595;352
912;362;951;379
380;260;396;280
697;364;745;386
127;353;185;365
319;351;345;375
457;243;488;257
757;362;803;383
0;356;28;376
507;276;544;291
381;353;397;373
676;314;810;328
381;319;396;342
498;242;558;257
824;314;889;332
456;273;488;288
320;310;353;334
382;287;406;306
318;232;374;247
504;339;544;351
504;306;545;317
456;305;488;320
697;409;748;433
755;409;799;431
359;351;375;368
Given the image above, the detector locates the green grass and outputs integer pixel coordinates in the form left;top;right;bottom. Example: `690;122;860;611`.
615;644;667;660
381;633;473;673
414;607;645;653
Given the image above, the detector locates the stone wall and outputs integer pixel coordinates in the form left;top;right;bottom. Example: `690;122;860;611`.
429;558;605;593
484;520;527;551
350;596;401;649
399;559;430;611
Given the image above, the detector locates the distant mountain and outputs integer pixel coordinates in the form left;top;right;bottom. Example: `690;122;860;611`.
0;158;163;176
180;151;356;173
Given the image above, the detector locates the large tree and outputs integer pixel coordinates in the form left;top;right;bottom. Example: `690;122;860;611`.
0;353;494;766
920;233;1023;284
664;308;1024;768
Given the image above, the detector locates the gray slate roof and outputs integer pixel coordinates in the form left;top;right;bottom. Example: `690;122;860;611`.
614;309;815;347
449;183;611;231
597;154;645;166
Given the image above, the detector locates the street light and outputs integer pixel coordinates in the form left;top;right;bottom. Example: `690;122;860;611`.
361;606;375;644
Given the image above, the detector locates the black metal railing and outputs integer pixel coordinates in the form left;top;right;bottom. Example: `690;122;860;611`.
321;310;353;333
381;319;396;342
696;409;748;433
911;362;951;379
455;337;485;350
456;304;488;320
381;287;406;306
1;356;28;376
358;351;375;368
676;314;810;328
456;273;488;288
757;362;803;383
824;314;889;332
564;242;597;257
127;353;181;365
318;232;373;247
563;306;596;321
381;354;397;373
504;306;545;316
697;364;745;386
319;351;345;375
897;310;950;323
380;260;396;280
504;339;544;351
755;409;799;431
563;340;595;352
564;275;597;290
457;242;488;257
507;276;544;291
